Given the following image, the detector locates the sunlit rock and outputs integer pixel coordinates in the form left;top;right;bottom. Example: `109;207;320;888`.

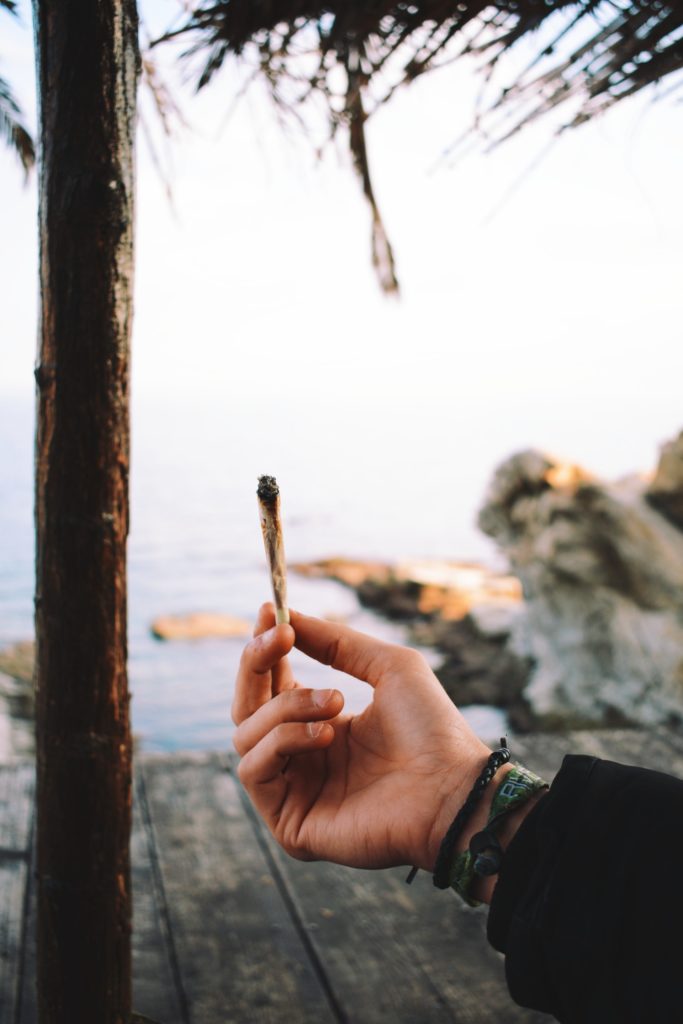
151;613;252;641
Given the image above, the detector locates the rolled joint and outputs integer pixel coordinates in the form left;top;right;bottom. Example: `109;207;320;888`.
257;475;289;623
257;474;279;506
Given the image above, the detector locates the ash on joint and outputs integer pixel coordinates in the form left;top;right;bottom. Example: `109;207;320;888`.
257;475;279;504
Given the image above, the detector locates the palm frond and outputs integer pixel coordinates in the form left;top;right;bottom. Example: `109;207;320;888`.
138;13;190;208
0;74;35;174
162;2;683;126
1;0;35;174
156;2;683;292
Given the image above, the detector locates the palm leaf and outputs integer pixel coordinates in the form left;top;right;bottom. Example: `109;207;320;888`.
1;0;35;174
163;2;683;131
0;74;35;173
155;2;683;292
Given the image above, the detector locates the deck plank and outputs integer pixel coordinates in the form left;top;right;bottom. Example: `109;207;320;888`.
132;770;188;1024
140;753;338;1024
230;756;551;1024
15;838;36;1024
3;730;682;1023
15;769;189;1024
0;763;34;1024
0;762;34;852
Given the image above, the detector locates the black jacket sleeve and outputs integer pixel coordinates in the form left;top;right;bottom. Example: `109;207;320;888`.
487;754;683;1023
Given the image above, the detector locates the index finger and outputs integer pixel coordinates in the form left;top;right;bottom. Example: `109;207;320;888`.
290;609;409;688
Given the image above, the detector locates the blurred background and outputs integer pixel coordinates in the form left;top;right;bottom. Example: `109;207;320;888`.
1;1;682;750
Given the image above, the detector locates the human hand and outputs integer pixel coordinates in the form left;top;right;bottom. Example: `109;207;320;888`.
232;604;498;874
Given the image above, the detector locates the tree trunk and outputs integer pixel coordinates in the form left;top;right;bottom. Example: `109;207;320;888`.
33;2;139;1020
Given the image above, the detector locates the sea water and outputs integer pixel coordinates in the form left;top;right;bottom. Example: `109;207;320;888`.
1;391;505;750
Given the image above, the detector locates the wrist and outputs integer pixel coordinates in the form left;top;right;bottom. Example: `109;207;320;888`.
423;758;546;905
422;746;501;872
469;781;545;903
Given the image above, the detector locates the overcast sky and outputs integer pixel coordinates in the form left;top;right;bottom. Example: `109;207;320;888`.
1;1;682;483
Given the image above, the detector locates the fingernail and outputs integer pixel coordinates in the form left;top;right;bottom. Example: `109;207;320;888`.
307;721;325;738
254;626;277;647
312;689;335;708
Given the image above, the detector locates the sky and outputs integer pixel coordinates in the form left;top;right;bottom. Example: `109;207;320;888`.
1;1;682;485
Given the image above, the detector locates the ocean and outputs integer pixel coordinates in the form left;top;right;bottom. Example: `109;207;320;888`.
0;390;513;751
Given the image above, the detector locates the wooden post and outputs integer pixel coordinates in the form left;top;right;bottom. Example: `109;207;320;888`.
33;2;139;1020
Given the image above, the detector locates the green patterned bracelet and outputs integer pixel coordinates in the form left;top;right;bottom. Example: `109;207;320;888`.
448;765;548;907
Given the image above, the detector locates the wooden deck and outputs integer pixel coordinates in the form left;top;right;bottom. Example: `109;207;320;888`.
2;727;683;1023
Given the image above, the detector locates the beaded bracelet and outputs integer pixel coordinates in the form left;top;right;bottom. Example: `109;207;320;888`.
431;739;512;890
448;764;548;906
406;739;512;887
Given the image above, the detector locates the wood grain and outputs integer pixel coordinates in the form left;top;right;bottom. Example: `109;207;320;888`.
2;733;681;1023
33;0;139;1017
0;764;34;1024
140;753;338;1023
131;771;188;1024
232;754;550;1024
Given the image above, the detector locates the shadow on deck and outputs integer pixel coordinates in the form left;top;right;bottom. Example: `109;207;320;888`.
3;727;682;1022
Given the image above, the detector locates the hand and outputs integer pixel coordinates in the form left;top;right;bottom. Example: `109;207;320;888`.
232;604;496;873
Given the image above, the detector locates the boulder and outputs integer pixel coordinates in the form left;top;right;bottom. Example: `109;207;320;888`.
292;558;392;588
479;440;683;727
151;613;252;641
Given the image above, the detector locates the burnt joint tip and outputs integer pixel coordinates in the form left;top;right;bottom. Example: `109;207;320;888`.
257;475;279;504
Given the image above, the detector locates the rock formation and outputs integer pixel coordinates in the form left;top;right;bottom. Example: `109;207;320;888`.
479;438;683;727
151;613;251;641
293;558;534;726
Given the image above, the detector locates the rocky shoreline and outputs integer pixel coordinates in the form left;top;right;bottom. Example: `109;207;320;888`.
292;558;537;730
5;431;682;744
293;429;683;732
0;641;35;760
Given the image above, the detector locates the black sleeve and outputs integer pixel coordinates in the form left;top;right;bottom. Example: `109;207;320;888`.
487;754;683;1023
